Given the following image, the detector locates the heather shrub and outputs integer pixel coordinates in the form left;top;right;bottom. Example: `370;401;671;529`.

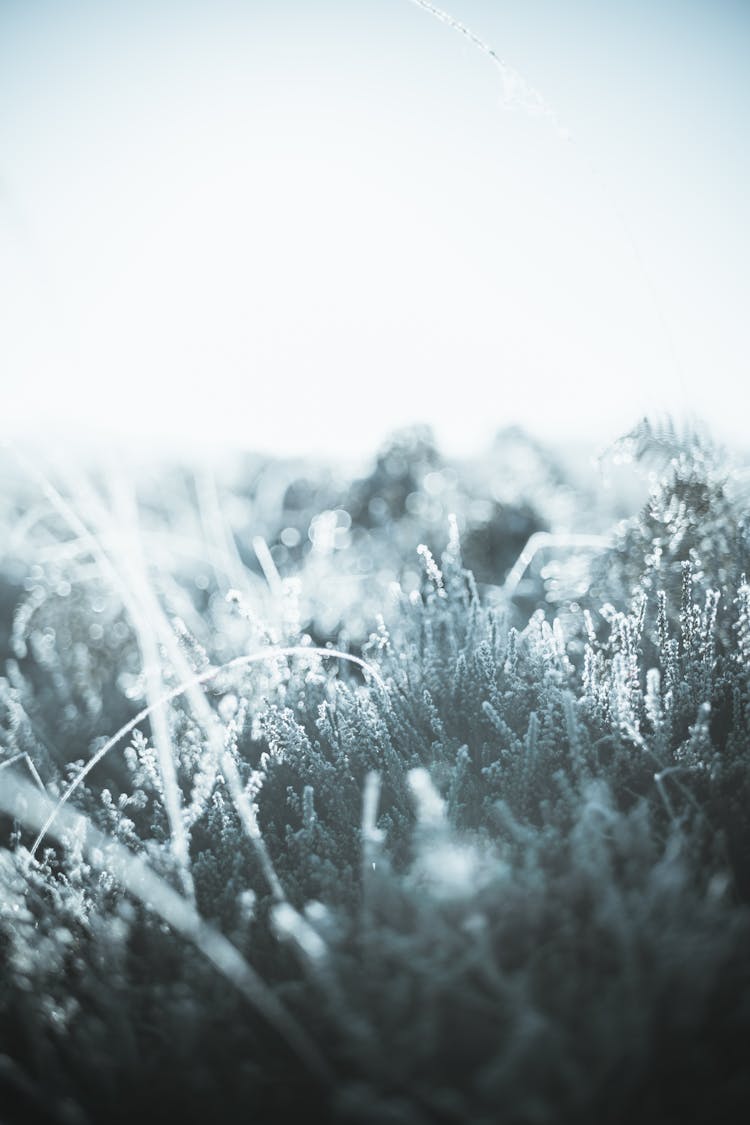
0;426;749;1123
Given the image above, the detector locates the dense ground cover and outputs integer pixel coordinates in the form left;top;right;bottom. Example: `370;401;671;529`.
1;421;749;1123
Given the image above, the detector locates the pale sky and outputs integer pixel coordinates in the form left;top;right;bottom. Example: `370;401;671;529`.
1;0;748;459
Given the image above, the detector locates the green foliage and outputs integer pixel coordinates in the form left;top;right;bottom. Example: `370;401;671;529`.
0;426;749;1123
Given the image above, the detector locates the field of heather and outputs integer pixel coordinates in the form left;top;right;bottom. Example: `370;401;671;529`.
1;422;749;1122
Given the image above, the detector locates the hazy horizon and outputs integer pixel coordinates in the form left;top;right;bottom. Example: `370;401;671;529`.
1;0;748;459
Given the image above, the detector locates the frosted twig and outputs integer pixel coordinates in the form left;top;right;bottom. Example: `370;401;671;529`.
0;751;46;792
407;0;563;132
253;535;283;598
502;532;612;600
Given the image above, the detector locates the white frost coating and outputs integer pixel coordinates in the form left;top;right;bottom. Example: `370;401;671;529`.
417;841;482;898
252;535;283;597
272;901;328;964
0;751;46;792
502;532;612;600
408;767;446;827
361;771;385;846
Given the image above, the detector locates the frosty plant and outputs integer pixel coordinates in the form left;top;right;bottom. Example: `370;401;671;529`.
1;425;750;1122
